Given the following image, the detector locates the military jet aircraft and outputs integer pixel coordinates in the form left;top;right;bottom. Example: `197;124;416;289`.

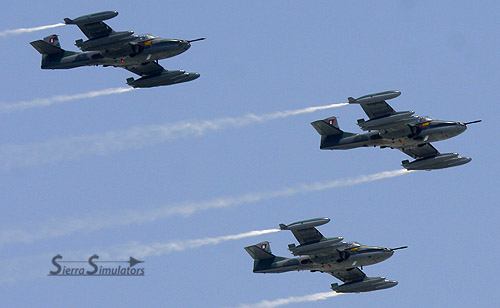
244;217;406;293
30;11;205;88
311;91;481;170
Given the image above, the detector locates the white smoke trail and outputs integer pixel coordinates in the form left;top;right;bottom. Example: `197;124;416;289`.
228;291;343;308
114;229;281;259
0;23;65;37
0;228;279;284
0;169;413;247
0;87;134;114
0;102;347;169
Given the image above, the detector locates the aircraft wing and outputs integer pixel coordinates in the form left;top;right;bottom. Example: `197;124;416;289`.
330;267;366;283
77;21;113;40
64;12;117;40
399;143;439;159
279;218;330;245
125;61;165;77
288;226;325;245
357;100;395;120
348;91;402;120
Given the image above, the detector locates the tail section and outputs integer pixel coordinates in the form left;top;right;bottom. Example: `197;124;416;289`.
245;241;301;273
311;116;344;136
244;241;275;260
30;34;64;55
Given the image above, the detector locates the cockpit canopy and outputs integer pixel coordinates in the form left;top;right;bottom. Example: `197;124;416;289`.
417;116;434;123
347;242;362;248
137;34;158;41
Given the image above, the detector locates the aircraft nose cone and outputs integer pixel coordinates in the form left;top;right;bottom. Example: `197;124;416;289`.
383;248;394;259
373;248;393;262
459;122;467;131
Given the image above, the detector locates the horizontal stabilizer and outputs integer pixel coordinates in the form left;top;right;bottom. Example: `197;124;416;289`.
244;241;275;260
311;119;343;136
30;40;64;55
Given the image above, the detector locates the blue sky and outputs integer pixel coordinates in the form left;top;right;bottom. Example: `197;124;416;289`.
0;1;499;307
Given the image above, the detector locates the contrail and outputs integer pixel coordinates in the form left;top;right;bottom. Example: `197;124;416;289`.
0;23;65;37
0;228;279;284
0;169;413;247
113;229;281;259
228;291;343;308
0;87;134;114
0;102;347;169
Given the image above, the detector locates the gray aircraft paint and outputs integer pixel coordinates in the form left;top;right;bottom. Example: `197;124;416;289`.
312;91;480;170
245;217;406;293
30;11;204;88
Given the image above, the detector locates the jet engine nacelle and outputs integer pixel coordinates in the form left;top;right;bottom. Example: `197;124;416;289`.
331;277;398;293
126;70;200;88
402;153;471;171
289;237;344;256
76;31;135;51
357;111;415;131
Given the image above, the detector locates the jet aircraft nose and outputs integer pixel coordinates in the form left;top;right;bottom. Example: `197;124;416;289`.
462;157;472;164
370;248;394;263
458;122;467;131
384;248;395;258
182;40;191;50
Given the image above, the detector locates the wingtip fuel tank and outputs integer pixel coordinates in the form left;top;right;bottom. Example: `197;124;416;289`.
331;277;398;293
126;71;200;88
64;11;119;25
348;90;401;105
279;217;330;231
402;153;471;171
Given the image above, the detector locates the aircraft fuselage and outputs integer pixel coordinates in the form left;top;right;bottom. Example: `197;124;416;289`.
253;245;393;274
40;37;191;70
321;120;467;150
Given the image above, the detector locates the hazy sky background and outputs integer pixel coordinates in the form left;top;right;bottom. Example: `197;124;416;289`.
1;1;499;307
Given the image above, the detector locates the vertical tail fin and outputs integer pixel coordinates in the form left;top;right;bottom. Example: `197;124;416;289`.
311;116;344;136
43;34;61;48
